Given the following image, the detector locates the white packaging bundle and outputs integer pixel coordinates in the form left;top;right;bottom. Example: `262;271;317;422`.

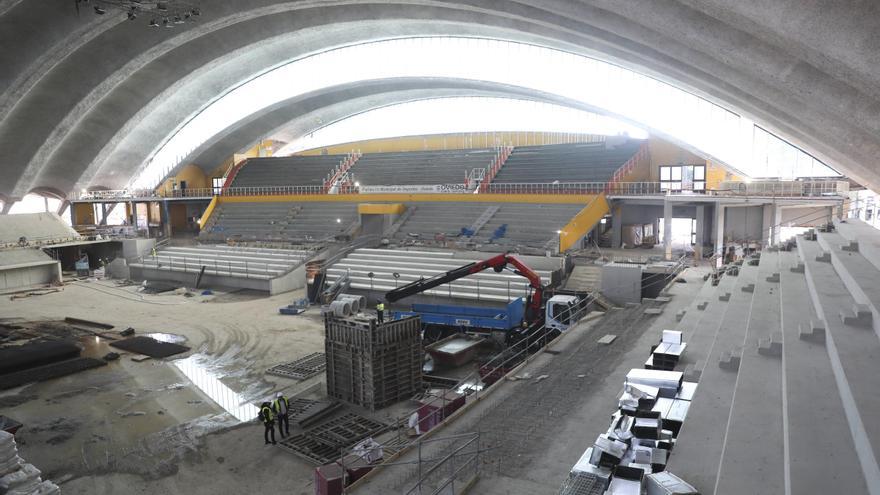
0;462;42;493
0;454;23;477
26;479;61;495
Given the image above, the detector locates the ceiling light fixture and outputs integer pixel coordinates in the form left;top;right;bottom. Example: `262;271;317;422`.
74;1;202;27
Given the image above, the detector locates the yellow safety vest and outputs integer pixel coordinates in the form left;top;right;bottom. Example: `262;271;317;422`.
261;406;274;423
273;397;288;414
377;303;385;311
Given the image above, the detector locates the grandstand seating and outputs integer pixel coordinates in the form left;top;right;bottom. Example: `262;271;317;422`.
391;202;585;248
229;155;348;188
325;248;554;303
350;148;495;186
473;203;584;246
491;140;643;183
202;202;358;242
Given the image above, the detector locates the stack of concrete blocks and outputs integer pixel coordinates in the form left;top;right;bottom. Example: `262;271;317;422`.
324;315;423;411
0;431;59;494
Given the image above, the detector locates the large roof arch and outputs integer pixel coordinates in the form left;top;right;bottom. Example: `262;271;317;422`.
2;1;879;198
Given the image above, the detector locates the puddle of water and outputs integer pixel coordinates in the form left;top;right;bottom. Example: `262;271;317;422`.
78;335;113;359
145;333;187;344
172;354;259;422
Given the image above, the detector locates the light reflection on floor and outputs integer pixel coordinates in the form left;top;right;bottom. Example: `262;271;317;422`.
173;354;259;422
146;332;188;344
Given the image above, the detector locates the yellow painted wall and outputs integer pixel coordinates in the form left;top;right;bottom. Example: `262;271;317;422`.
706;160;742;190
157;164;208;197
559;193;610;252
198;196;219;228
218;193;596;205
358;203;406;215
296;132;605;155
647;138;706;181
73;203;95;225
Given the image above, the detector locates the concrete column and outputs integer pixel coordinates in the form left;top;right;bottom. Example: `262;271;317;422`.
762;204;774;247
694;205;705;260
0;201;13;214
611;204;622;248
162;200;172;238
663;198;673;260
772;204;782;245
714;203;725;261
100;203;108;226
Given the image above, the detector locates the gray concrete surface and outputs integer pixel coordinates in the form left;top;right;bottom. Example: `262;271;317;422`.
713;252;784;495
0;281;327;494
3;2;880;198
798;236;880;491
778;250;868;494
352;266;709;494
669;263;758;491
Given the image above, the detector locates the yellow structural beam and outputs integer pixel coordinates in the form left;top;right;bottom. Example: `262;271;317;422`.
357;203;406;215
559;193;609;252
198;196;219;230
218;193;596;205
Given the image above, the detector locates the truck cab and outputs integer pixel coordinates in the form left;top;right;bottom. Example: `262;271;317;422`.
545;295;580;332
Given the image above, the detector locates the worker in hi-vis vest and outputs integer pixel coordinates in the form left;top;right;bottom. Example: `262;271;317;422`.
258;401;276;445
272;392;290;438
376;300;385;323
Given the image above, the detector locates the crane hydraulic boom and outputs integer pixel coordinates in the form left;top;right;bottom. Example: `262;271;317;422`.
384;253;545;323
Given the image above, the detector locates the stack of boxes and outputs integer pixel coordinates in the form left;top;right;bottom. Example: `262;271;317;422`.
0;431;60;495
559;329;700;495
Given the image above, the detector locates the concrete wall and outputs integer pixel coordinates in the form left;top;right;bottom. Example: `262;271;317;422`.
120;238;155;259
724;206;764;243
781;206;832;227
600;262;643;305
0;262;60;290
269;263;307;295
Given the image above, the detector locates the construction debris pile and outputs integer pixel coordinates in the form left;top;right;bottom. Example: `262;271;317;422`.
558;329;701;495
324;314;422;411
0;431;59;495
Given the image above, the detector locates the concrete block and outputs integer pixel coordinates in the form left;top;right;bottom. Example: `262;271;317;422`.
790;263;805;273
841;241;859;252
675;310;686;322
719;292;731;302
815;251;831;263
597;334;617;345
644;308;663;316
741;283;755;293
799;320;826;343
757;331;783;357
840;304;873;328
719;351;741;372
654;296;672;304
696;301;708;311
765;272;780;283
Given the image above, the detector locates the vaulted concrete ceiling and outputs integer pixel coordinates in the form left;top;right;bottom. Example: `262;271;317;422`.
2;0;879;201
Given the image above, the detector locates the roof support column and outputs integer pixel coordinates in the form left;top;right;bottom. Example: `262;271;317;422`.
663;198;672;260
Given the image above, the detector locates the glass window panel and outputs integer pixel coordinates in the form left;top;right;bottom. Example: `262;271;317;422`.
693;166;705;180
671;167;682;180
660;167;671;180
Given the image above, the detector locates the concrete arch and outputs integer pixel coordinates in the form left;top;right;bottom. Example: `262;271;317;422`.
1;1;879;195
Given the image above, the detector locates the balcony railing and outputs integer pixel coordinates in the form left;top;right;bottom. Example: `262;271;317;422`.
72;180;848;201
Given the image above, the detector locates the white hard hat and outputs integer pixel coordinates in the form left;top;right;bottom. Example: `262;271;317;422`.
276;392;283;398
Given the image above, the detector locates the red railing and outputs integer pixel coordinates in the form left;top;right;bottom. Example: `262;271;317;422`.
605;141;650;193
478;145;513;192
220;158;249;191
323;150;362;193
